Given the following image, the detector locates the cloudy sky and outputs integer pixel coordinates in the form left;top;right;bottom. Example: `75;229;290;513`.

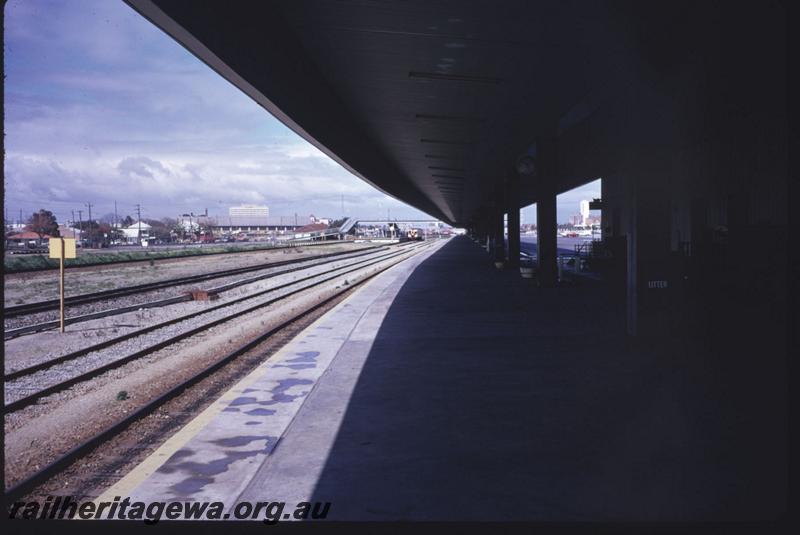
4;0;599;226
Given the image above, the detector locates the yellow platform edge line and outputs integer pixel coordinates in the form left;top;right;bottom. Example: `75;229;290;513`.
93;272;379;505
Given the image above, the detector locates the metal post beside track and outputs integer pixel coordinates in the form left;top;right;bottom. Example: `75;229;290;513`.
49;236;75;333
60;237;65;333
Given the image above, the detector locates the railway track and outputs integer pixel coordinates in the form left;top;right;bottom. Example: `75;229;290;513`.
3;245;396;338
3;244;385;319
3;239;433;502
4;246;376;377
4;242;428;410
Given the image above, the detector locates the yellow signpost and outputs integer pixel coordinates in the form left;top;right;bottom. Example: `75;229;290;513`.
49;238;76;332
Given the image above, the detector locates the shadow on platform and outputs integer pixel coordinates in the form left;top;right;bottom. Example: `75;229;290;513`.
308;236;787;521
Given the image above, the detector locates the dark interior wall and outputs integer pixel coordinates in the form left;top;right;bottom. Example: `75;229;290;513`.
550;8;788;506
661;2;788;340
554;2;787;338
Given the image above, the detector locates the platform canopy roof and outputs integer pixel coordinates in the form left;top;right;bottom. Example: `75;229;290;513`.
127;0;683;226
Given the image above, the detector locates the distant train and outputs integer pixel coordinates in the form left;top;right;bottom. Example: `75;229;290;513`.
404;228;424;241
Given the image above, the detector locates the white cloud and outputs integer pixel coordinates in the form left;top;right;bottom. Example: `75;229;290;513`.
2;0;440;223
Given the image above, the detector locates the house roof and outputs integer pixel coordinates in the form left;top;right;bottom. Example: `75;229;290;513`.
124;221;152;230
7;231;52;240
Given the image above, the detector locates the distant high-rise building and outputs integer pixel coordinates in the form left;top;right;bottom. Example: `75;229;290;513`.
579;199;591;225
229;204;269;218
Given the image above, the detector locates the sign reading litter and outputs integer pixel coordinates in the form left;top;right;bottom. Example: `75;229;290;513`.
49;238;77;259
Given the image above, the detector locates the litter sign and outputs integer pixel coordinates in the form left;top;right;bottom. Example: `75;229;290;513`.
49;238;77;259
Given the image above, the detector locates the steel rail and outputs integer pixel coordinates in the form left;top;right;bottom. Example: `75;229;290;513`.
3;242;431;502
3;246;409;380
3;246;389;339
3;245;383;318
4;244;427;411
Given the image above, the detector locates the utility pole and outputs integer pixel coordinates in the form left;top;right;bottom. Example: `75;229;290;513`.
77;210;84;246
85;202;93;248
135;204;142;244
19;209;23;227
114;200;118;229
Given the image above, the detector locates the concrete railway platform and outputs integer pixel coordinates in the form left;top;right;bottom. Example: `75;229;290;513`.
95;236;787;521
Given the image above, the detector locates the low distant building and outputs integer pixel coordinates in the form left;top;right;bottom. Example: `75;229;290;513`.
121;221;151;244
57;225;79;239
213;214;313;234
579;199;591;224
309;215;331;225
5;231;52;248
176;214;215;233
295;223;329;233
177;218;199;233
229;204;269;218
